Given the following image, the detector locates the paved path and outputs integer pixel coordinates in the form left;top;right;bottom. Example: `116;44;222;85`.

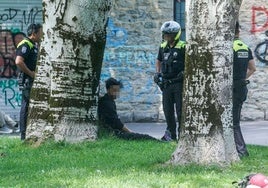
1;121;267;146
126;121;268;146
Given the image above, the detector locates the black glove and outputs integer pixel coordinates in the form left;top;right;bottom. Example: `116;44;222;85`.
154;73;161;84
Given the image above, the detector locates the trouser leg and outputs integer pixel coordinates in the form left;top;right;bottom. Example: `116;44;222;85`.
162;86;176;140
4;114;17;128
233;86;248;157
233;102;248;157
20;95;29;140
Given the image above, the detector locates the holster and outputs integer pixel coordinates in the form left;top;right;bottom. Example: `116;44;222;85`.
156;81;164;91
21;77;33;100
18;72;25;91
161;71;184;89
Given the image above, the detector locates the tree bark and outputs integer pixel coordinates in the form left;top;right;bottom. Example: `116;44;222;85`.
170;0;243;165
27;0;111;143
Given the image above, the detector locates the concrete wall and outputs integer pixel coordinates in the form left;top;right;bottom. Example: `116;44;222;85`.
1;0;268;122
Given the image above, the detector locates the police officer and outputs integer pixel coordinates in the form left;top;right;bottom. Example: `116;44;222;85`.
15;23;43;140
154;21;185;141
233;22;256;157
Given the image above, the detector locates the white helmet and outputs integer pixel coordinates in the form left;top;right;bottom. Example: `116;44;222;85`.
161;21;181;34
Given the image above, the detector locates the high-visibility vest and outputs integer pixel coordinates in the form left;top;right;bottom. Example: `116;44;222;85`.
17;39;34;49
233;39;250;80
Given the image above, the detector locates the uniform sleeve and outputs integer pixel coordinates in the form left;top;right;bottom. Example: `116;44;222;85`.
16;43;30;59
98;97;124;130
156;47;162;62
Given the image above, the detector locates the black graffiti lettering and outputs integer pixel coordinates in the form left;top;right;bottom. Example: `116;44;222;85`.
6;8;19;20
21;8;42;25
0;7;42;30
0;8;19;22
0;14;9;21
254;31;268;64
33;9;42;23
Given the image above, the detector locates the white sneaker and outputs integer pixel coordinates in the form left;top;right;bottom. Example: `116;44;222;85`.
13;128;20;133
0;126;13;134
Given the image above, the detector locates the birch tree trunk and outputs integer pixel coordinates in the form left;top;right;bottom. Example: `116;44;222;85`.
26;0;111;143
170;0;243;165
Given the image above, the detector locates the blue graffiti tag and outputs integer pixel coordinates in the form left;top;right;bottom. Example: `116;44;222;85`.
106;18;128;47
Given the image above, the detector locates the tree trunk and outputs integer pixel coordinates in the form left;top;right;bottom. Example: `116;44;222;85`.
170;0;243;165
27;0;111;143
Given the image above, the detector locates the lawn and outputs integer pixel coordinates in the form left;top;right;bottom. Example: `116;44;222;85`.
0;136;267;188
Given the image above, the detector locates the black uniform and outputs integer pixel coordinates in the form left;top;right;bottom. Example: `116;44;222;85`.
16;38;38;140
98;94;158;141
157;40;185;140
233;38;253;157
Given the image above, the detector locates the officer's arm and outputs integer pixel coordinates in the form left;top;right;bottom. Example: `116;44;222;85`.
156;59;161;73
15;56;35;78
246;59;256;79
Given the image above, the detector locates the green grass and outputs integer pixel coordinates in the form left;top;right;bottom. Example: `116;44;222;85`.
0;136;267;188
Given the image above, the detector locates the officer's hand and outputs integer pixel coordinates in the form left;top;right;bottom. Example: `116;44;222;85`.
31;71;35;79
154;73;161;83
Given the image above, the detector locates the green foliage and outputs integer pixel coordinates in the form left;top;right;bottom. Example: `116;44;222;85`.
0;137;267;188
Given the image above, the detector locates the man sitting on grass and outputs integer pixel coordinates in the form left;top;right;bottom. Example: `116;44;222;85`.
98;77;158;141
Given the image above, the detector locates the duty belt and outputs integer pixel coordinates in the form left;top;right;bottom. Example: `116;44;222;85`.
157;77;182;90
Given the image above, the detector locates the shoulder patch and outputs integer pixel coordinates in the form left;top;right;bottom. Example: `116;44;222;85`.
21;46;27;54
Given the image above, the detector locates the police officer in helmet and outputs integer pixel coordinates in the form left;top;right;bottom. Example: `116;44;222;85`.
233;22;256;157
154;21;185;141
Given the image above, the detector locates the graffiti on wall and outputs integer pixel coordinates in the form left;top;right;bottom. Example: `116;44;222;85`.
0;29;25;78
251;6;268;33
106;19;128;47
101;18;159;108
0;6;41;78
250;6;268;65
101;48;158;89
0;7;42;32
254;30;268;64
0;29;24;117
0;78;21;120
0;79;21;109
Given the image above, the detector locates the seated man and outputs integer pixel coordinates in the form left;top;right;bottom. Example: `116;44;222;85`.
98;77;158;141
0;110;19;134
